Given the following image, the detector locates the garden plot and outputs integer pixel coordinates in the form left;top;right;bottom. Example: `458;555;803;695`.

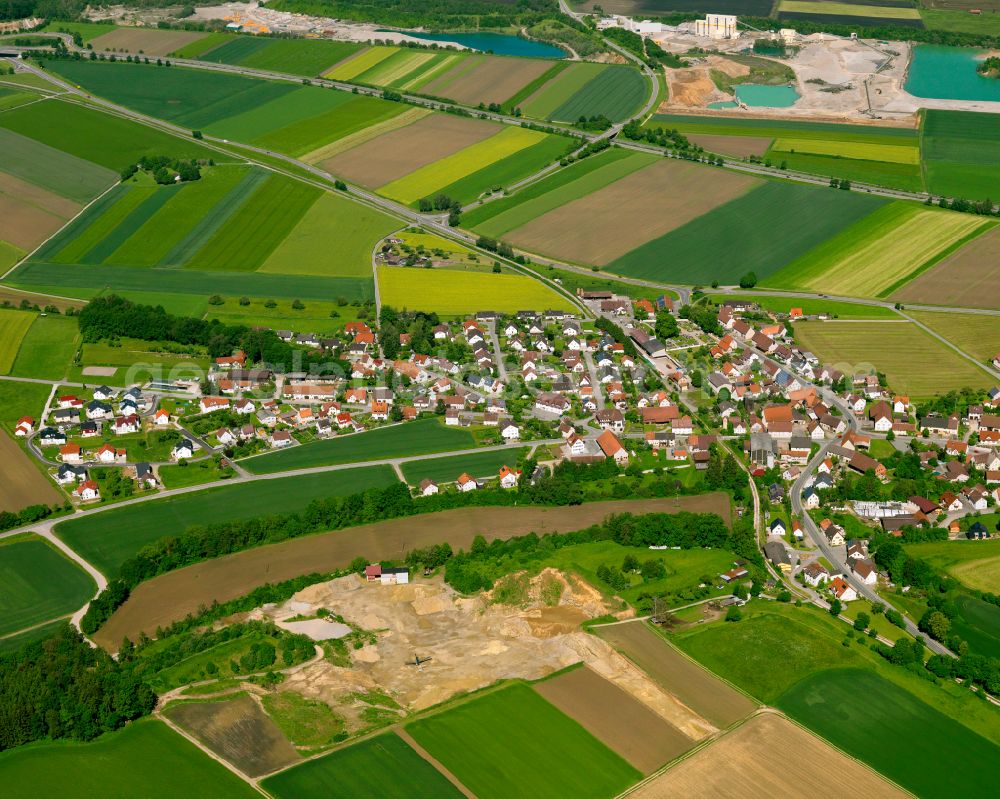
321;113;499;189
506;159;758;265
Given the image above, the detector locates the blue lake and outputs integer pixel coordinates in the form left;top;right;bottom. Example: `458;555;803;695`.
905;45;1000;102
377;30;566;59
734;84;799;108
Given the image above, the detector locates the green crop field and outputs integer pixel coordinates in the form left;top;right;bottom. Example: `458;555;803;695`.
45;185;151;264
0;536;96;637
401;447;528;485
779;669;1000;798
550;65;647;123
0;98;214;171
9;315;80;380
186;174;321;271
765;203;992;297
468;150;655;238
521;62;605;119
436;134;571;205
905;539;1000;593
0;719;261;799
272;94;408;158
359;48;439;85
203;296;366;333
263;733;466;799
952;593;1000;658
407;682;641;799
324;46;397;80
171;31;231;58
0;127;115;204
922;110;1000;200
55;465;398;577
906;310;1000;361
378;267;574;315
779;0;922;17
8;261;374;302
380;127;551;205
242;418;475;475
200;37;362;76
793;320;993;396
0;380;51;430
0;309;36;374
261;191;400;277
609;182;885;285
41;20;117;42
80;186;177;265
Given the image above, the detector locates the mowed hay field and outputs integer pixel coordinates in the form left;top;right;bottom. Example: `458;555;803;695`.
905;539;1000;593
0;535;95;637
595;621;756;728
892;224;1000;310
89;27;208;57
779;669;1000;798
506;159;758;266
0;431;62;514
377;267;575;315
907;310;1000;361
0;309;36;373
97;494;730;647
56;464;399;580
533;665;693;774
0;719;261;799
793;321;993;396
321;113;498;189
406;683;641;799
165;695;300;778
609;180;885;284
765;203;993;297
628;712;908;799
263;732;466;799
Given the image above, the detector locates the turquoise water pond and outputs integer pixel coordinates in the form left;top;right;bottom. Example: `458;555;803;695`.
905;45;1000;102
734;84;799;107
708;101;739;109
377;30;566;59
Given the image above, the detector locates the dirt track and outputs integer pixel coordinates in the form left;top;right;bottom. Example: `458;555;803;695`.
96;494;730;648
534;665;694;774
627;711;908;798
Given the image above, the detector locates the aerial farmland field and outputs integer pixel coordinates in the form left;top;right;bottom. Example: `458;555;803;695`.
904;539;1000;593
922;110;1000;200
377;266;574;315
892;225;1000;309
0;719;261;799
0;535;95;637
765;203;993;297
88;27;209;57
0;126;115;203
400;447;529;485
241;418;476;475
55;464;399;578
195;36;362;76
0;309;36;374
793;320;993;396
263;733;466;799
9;314;80;380
406;682;641;799
906;310;1000;361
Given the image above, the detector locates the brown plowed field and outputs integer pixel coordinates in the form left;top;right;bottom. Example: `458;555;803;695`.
430;56;552;106
626;712;908;799
89;28;208;57
506;159;758;265
687;134;773;158
320;114;499;188
95;494;730;649
534;665;692;774
595;620;755;728
165;694;300;777
0;194;70;251
0;432;62;512
891;225;1000;310
0;172;80;219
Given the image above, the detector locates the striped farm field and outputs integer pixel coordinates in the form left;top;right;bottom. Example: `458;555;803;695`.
892;225;1000;310
380;126;549;204
0;309;36;374
427;55;554;107
906;311;1000;362
793;321;993;396
609;181;885;285
766;203;993;297
550;65;647;122
260;192;400;278
324;46;397;80
507;158;759;266
46;184;153;264
357;49;440;86
377;266;575;316
0;126;115;204
302;107;430;164
771;137;919;164
778;0;922;17
922;110;1000;201
196;36;362;77
468;149;656;237
521;62;606;119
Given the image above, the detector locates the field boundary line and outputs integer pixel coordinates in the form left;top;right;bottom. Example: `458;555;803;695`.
0;612;72;641
899;312;1000;381
396;728;479;799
